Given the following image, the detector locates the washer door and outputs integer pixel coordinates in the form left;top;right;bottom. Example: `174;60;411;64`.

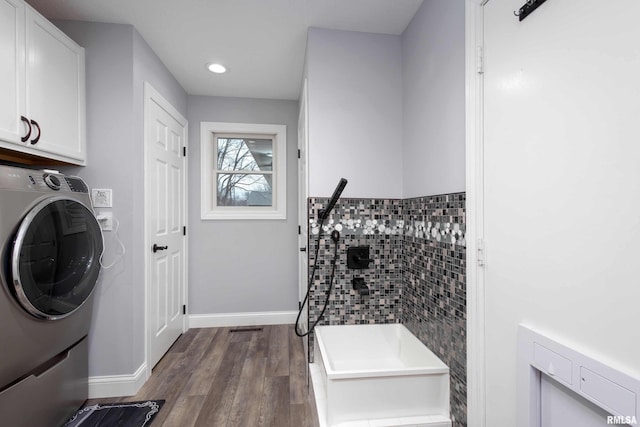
11;197;103;320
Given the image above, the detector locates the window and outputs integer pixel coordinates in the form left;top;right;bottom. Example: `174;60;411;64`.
201;122;287;220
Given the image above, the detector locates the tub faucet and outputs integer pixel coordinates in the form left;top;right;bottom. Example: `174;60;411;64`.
352;277;370;296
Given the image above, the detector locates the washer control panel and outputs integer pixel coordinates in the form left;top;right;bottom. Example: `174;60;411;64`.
64;177;88;193
0;166;89;194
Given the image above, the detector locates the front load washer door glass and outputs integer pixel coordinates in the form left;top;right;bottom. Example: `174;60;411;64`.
11;198;103;320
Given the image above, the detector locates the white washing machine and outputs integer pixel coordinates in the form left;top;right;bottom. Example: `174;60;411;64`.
0;165;103;426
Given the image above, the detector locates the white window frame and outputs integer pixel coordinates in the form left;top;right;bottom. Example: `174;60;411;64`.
200;122;287;220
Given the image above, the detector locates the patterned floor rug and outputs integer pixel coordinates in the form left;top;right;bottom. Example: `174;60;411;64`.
64;400;165;427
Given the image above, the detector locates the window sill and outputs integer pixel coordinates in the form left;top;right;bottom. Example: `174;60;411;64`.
201;209;286;221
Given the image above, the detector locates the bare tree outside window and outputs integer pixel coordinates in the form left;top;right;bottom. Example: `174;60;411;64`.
216;137;273;206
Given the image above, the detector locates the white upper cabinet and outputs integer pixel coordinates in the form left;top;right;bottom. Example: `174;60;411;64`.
0;0;25;146
0;0;86;165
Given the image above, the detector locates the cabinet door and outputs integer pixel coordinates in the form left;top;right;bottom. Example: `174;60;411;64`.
0;0;25;145
25;6;86;164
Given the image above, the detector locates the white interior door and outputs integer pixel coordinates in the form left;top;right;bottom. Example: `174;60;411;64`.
482;0;640;425
297;79;309;341
145;82;188;370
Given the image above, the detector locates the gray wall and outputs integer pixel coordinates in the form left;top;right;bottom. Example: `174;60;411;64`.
306;28;403;199
187;96;299;314
54;20;187;377
305;5;465;201
401;0;466;197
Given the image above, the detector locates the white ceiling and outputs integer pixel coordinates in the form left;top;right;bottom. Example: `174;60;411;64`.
26;0;423;100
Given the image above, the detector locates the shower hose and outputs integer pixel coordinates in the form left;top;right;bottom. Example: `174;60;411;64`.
294;218;340;338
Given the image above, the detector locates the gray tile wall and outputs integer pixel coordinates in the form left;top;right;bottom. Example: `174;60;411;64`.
306;199;404;357
306;193;466;426
402;193;466;427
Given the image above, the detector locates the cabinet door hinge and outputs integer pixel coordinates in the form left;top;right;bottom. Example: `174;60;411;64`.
182;305;186;315
183;226;186;236
298;225;301;235
297;149;301;159
183;146;187;157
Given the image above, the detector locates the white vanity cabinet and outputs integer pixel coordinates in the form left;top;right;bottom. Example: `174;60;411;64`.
0;0;86;165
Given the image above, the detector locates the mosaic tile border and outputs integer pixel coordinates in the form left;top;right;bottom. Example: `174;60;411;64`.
309;217;466;246
309;217;404;236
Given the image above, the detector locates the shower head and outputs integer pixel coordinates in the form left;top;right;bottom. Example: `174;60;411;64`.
319;178;348;222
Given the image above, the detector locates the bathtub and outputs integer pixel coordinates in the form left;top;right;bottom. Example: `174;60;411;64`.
310;324;451;427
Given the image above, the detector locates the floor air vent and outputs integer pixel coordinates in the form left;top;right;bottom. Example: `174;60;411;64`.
229;327;263;333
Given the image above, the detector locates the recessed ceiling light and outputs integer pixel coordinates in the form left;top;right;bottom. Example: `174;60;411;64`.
207;63;227;74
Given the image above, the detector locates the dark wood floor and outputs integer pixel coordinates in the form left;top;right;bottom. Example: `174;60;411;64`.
89;325;320;427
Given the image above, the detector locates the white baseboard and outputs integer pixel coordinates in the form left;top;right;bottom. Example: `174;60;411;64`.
88;362;148;399
188;310;298;328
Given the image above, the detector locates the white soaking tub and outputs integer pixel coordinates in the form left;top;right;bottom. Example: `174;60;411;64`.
310;324;451;427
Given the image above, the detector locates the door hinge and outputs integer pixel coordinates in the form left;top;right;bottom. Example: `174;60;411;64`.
183;305;186;315
477;238;485;267
183;226;186;236
183;146;186;157
476;46;484;74
297;149;301;159
298;225;301;235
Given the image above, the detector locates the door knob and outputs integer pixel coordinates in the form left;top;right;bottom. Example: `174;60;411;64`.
153;243;168;253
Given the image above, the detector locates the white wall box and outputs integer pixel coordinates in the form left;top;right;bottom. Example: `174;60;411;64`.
0;0;85;166
519;325;640;426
